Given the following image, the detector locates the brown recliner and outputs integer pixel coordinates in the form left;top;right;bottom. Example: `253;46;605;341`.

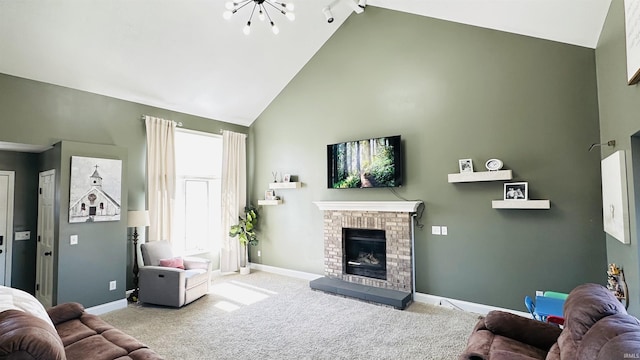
459;283;640;360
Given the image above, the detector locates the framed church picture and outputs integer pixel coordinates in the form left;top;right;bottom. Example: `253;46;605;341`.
69;156;122;223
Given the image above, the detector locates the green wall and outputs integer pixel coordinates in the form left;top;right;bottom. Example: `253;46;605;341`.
596;0;640;315
0;73;247;307
249;7;606;311
0;150;39;292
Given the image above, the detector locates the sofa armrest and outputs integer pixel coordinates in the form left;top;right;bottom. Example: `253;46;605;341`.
183;257;212;271
483;310;562;350
0;309;66;360
47;302;85;325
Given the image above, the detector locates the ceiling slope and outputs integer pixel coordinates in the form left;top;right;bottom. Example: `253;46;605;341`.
0;0;611;126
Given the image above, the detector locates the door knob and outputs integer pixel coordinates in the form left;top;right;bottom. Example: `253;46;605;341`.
44;251;52;256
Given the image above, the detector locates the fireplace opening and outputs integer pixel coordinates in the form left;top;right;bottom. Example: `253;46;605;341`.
343;228;386;280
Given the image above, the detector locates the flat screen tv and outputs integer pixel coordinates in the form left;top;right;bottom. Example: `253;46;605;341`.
327;135;403;189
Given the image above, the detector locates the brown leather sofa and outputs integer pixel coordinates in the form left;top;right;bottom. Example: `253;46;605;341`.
0;301;162;360
459;283;640;360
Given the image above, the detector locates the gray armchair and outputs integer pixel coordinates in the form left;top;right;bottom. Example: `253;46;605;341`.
138;241;212;307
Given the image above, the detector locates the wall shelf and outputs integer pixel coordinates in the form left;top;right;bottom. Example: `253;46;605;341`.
492;200;550;209
269;182;301;189
448;170;512;183
258;199;283;206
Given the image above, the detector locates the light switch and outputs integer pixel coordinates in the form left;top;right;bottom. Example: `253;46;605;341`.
14;231;30;241
441;226;448;235
431;226;441;235
70;235;78;245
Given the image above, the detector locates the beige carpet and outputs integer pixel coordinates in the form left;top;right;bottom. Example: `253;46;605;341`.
101;271;480;360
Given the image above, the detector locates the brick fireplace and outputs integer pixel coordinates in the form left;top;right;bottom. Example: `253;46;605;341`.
311;201;422;308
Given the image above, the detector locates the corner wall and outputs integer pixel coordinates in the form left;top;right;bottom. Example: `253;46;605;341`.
249;7;605;311
595;0;640;315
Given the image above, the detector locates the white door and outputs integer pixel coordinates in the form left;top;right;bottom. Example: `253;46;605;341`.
36;170;55;307
0;171;15;287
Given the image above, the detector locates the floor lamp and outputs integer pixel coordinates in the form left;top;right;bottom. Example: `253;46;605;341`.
127;210;150;302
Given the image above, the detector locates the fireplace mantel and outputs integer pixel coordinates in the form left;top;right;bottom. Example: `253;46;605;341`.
313;200;422;213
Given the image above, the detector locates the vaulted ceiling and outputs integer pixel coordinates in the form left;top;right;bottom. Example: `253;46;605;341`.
0;0;611;126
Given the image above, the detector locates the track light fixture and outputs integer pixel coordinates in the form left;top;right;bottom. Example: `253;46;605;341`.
323;7;334;23
223;0;295;35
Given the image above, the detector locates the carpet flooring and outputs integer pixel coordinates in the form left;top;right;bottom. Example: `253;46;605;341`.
100;271;481;360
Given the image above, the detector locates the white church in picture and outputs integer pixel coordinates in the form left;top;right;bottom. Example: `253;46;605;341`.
69;165;121;223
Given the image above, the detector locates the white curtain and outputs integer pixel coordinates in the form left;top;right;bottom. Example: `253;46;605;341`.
220;130;247;272
145;116;176;243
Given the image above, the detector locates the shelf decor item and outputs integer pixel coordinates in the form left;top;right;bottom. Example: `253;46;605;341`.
283;173;291;182
265;189;276;200
504;182;528;200
485;158;503;171
458;159;473;173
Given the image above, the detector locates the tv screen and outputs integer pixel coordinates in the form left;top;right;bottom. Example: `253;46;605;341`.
327;135;402;189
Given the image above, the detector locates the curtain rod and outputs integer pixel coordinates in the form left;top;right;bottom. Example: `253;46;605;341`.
140;115;182;127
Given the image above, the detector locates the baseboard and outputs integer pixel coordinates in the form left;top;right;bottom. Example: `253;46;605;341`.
250;263;530;318
85;299;128;315
249;263;323;281
413;292;531;318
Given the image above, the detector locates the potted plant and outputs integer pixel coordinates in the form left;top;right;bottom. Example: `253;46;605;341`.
229;205;259;275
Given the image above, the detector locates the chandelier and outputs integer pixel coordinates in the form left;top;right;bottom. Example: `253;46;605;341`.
223;0;295;35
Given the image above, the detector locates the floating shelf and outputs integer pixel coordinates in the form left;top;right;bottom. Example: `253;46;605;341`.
258;199;283;206
448;170;512;183
492;200;550;209
269;182;301;189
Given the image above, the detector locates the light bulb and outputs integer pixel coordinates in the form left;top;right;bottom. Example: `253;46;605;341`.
223;11;233;20
225;1;235;10
285;12;295;21
259;10;265;21
271;23;279;35
243;23;251;35
285;3;294;11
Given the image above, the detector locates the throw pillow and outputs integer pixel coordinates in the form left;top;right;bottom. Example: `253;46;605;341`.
159;257;185;269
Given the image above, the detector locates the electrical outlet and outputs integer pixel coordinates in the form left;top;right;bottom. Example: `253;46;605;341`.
536;290;544;297
441;226;448;235
257;250;261;257
70;235;78;245
109;281;116;291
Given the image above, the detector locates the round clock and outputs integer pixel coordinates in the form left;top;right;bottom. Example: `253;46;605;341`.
485;159;503;171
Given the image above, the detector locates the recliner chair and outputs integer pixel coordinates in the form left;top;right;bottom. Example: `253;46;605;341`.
138;241;212;307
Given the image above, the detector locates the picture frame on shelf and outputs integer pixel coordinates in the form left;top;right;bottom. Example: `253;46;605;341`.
504;182;528;200
458;159;473;173
283;174;291;182
265;189;276;200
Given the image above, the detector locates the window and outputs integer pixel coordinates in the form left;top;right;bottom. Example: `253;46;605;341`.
174;129;222;256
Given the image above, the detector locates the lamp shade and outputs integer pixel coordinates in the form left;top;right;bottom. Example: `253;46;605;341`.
127;210;150;228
